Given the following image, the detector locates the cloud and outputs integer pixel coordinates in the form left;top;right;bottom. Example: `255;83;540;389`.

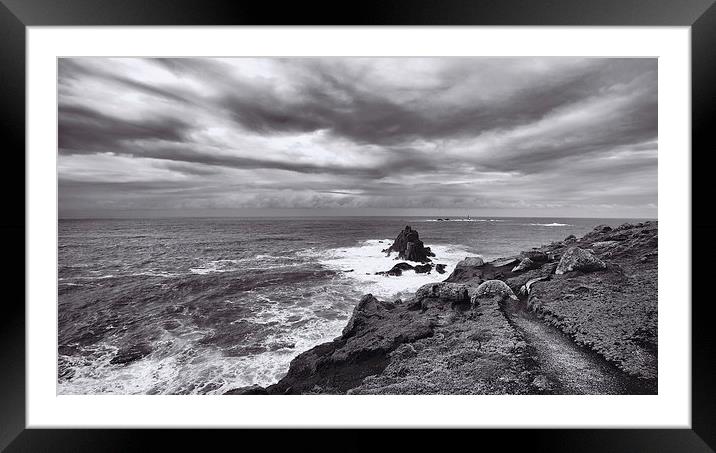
57;57;658;218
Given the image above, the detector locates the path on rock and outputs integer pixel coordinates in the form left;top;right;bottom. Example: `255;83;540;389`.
503;299;650;394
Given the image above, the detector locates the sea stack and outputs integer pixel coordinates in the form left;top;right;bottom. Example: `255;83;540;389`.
383;226;434;263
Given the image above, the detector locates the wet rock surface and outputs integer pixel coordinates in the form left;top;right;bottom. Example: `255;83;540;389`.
383;225;434;263
226;221;657;395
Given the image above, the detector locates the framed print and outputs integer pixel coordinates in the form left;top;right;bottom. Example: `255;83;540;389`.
2;0;714;450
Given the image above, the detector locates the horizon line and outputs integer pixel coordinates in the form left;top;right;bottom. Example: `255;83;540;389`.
58;214;658;221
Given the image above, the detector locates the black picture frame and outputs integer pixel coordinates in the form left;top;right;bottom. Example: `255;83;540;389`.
1;0;713;450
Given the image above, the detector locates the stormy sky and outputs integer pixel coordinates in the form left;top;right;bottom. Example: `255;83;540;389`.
58;57;657;218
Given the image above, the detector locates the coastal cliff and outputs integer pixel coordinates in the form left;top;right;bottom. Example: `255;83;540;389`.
227;221;657;395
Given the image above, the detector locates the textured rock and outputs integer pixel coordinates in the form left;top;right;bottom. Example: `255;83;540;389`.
445;256;490;282
521;250;549;262
225;221;657;395
528;221;658;383
224;384;268;395
555;247;607;275
457;256;485;268
489;258;520;269
519;276;550;296
384;226;432;263
263;293;437;394
349;294;530;395
376;262;415;276
591;241;620;250
512;258;535;272
473;280;518;301
414;282;470;305
435;264;447;274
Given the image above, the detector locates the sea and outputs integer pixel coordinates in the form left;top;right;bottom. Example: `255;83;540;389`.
57;216;646;394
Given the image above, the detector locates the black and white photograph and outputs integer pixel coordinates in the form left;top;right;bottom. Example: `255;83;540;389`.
57;57;658;396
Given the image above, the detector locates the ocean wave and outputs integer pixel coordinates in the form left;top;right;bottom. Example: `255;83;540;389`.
189;259;246;275
61;270;183;280
528;223;572;227
302;239;475;300
189;256;306;275
57;291;353;395
423;218;504;222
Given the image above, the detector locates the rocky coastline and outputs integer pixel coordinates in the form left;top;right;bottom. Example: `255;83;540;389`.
227;221;657;395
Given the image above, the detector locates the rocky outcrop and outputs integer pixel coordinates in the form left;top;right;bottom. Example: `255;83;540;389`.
444;256;487;282
376;262;417;276
512;257;535;272
473;280;518;301
526;221;658;383
521;250;549;262
555;247;607;275
376;262;435;276
519;276;550;296
383;226;434;263
458;256;485;267
413;282;470;308
226;221;657;395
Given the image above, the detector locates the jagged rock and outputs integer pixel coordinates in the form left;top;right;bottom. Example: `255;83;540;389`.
472;280;517;301
521;250;549;262
457;256;485;267
512;257;535;272
383;226;432;263
223;220;657;396
555;247;607;275
519;276;550;296
490;257;520;267
444;256;489;282
614;222;635;231
591;241;619;250
376;262;415;276
342;294;389;337
593;224;613;233
564;234;577;242
377;262;434;276
532;375;551;392
435;264;447;274
414;282;470;304
225;384;268;395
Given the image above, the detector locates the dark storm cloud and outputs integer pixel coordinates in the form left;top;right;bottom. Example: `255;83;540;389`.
127;143;441;178
57;57;658;217
58;104;192;153
215;59;656;147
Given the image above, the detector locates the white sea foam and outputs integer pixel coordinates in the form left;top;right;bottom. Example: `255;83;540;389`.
57;299;351;395
423;218;504;222
306;239;476;300
528;223;571;227
189;259;244;275
189;256;305;275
